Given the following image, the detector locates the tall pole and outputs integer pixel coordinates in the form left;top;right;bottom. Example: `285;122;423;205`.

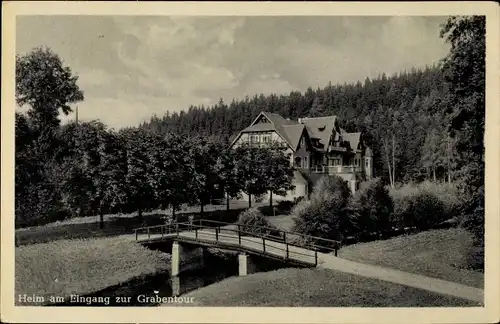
75;106;79;125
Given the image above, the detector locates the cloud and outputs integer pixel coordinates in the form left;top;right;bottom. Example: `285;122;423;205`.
17;16;450;129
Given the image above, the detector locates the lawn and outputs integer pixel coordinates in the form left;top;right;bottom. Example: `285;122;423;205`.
179;267;478;307
266;214;296;231
338;228;483;288
15;236;170;305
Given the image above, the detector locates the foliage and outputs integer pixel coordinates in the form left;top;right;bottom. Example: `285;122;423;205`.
348;178;393;235
389;181;459;230
439;16;485;270
408;192;447;230
261;142;295;206
214;146;243;209
118;128;163;218
15;46;84;227
292;176;352;241
186;137;223;212
233;144;271;208
60;121;128;228
237;208;279;236
140;66;450;185
16;46;84;131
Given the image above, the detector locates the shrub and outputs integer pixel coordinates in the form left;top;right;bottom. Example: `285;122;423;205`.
403;192;447;230
237;208;279;237
292;176;352;242
389;181;460;230
348;178;393;236
310;176;350;208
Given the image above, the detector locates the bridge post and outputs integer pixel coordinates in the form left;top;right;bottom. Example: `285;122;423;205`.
238;253;256;276
171;241;183;276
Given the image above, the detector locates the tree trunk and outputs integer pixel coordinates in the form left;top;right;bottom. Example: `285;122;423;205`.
200;203;204;216
226;192;230;211
383;138;393;188
433;168;437;182
391;134;396;187
269;191;273;208
447;135;452;184
172;204;177;222
248;194;252;208
99;206;104;229
138;206;143;221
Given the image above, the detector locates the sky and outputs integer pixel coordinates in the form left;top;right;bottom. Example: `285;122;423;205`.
16;16;450;129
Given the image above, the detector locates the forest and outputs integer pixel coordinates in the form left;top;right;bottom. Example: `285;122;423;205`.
141;65;453;186
14;16;485;268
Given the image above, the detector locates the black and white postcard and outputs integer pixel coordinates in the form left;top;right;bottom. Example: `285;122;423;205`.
1;1;499;323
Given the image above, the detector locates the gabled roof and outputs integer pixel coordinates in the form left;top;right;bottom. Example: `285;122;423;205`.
231;111;364;154
341;132;361;151
264;112;297;126
240;123;276;132
282;124;305;150
232;111;301;151
299;116;337;149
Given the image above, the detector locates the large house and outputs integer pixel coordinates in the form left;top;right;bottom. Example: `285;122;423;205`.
230;111;373;202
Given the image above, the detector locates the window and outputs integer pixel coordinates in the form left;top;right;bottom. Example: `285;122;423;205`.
295;157;302;167
250;135;259;143
365;159;369;167
303;156;309;168
300;136;305;147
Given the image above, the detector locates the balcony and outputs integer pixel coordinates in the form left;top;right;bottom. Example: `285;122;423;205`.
310;165;361;174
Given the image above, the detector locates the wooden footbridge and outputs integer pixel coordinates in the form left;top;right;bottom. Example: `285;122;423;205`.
134;219;341;267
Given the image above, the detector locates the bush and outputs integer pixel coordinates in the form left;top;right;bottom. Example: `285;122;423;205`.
292;176;352;242
292;199;344;243
389;181;460;230
348;178;393;236
310;176;350;207
237;208;280;237
394;192;446;231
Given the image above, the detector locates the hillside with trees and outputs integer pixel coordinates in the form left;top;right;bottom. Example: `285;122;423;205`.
140;66;451;185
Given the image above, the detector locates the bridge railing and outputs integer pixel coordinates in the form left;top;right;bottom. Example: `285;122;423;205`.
133;219;342;266
197;219;341;255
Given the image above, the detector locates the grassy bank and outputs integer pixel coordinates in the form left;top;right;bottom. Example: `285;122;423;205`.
339;228;483;288
180;267;478;307
15;236;170;305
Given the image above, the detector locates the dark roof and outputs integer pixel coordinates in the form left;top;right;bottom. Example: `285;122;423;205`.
241;123;276;132
233;111;363;154
299;116;337;148
264;112;297;126
240;112;303;150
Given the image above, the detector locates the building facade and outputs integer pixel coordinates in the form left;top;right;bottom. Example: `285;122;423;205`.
230;111;373;202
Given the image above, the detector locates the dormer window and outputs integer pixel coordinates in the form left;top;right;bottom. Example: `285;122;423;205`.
318;126;326;132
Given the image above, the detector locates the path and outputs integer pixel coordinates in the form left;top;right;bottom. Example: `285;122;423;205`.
135;227;484;304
